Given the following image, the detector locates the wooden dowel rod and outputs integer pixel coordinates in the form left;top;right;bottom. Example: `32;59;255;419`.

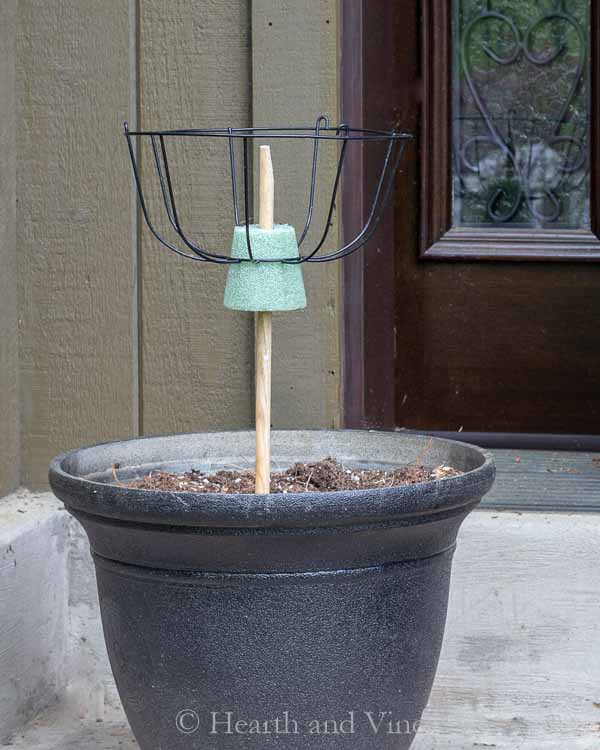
255;145;274;494
255;312;272;494
259;145;274;231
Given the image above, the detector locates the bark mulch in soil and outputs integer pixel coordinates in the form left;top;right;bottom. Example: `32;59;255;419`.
119;456;461;494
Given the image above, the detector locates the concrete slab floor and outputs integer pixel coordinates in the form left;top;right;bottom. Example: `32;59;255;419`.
5;703;596;750
2;703;136;750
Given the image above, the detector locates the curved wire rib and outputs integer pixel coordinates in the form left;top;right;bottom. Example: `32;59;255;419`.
150;136;178;233
157;136;235;263
307;136;406;262
228;128;240;225
288;123;349;264
125;124;219;263
297;115;329;247
124;120;412;265
242;136;254;260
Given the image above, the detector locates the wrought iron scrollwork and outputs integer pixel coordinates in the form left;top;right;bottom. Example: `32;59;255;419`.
454;0;589;227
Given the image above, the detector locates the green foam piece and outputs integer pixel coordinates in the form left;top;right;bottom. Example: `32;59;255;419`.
223;224;307;312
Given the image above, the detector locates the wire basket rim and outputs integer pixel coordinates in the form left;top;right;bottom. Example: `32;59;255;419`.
123;122;414;141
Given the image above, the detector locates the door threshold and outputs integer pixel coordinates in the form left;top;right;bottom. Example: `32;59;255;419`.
398;430;600;452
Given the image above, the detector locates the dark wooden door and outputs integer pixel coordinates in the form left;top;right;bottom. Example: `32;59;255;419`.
343;0;600;441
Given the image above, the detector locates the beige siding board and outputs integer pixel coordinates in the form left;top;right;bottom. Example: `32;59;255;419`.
138;0;254;435
17;1;136;488
0;0;19;496
252;0;341;429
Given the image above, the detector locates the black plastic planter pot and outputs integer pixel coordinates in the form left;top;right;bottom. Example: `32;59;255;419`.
49;430;494;750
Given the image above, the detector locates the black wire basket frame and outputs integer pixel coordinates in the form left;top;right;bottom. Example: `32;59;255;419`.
124;115;413;265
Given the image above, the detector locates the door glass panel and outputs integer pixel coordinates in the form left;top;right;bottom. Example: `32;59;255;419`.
453;0;590;229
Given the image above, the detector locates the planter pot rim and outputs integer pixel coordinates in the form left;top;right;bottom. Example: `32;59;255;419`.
49;429;494;529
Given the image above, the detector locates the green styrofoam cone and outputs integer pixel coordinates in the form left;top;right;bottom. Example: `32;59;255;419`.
223;224;307;312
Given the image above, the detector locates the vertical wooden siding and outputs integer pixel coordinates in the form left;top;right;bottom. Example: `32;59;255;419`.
138;0;340;436
7;0;341;491
252;0;341;430
0;0;19;496
138;0;255;436
17;0;136;488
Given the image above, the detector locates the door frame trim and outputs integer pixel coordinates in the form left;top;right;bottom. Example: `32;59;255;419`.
341;0;366;429
340;0;600;451
341;0;399;431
